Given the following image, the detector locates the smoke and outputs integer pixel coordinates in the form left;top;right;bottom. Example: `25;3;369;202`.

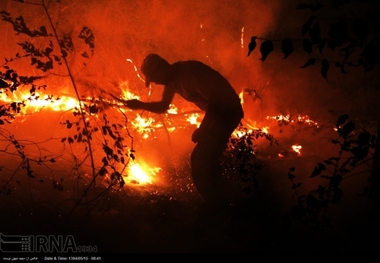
1;0;370;187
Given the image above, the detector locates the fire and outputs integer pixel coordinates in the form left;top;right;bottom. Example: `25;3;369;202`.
186;113;201;127
121;88;140;100
292;144;302;155
233;122;269;138
131;114;162;139
239;89;244;105
266;114;319;128
0;91;79;114
167;104;178;115
124;161;161;185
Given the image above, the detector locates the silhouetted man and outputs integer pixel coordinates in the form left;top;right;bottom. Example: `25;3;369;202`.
124;54;244;207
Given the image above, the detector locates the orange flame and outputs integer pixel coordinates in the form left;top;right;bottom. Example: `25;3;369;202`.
0;91;79;114
266;114;318;128
292;145;302;155
186;113;201;127
125;161;161;185
167;104;178;115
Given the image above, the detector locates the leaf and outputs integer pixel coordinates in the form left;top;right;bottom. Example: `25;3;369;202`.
78;26;95;54
301;58;316;68
99;167;107;176
259;40;274;61
316;38;328;53
336;114;349;127
247;36;257;56
103;144;113;157
302;39;313;54
301;16;316;36
321;59;329;80
288;172;296;179
89;104;98;114
339;158;352;172
341;121;355;137
309;22;321;44
40;26;47;36
0;79;9;88
281;38;294;59
311;162;326;177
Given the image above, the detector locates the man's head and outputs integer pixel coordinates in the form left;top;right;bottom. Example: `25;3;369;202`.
141;54;171;87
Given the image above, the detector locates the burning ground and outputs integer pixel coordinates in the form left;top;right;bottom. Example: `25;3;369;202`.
1;0;380;254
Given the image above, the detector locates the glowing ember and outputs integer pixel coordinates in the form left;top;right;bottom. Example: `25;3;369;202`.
292;145;302;155
266;114;318;128
241;27;245;49
131;114;162;139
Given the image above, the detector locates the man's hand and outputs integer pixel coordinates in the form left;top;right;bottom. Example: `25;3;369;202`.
125;99;142;110
191;128;206;143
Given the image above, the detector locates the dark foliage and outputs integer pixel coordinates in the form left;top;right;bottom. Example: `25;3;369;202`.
285;114;375;227
247;0;380;77
221;123;277;194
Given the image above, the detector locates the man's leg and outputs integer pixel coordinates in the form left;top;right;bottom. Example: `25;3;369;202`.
190;118;240;206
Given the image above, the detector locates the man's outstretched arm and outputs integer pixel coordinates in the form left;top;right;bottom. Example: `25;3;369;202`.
124;86;175;114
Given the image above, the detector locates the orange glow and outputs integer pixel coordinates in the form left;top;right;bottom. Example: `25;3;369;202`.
241;27;245;49
292;145;302;155
124;161;161;185
232;122;269;138
167;104;178;115
126;59;145;84
266;114;318;127
131;114;162;139
0;91;79;114
239;89;244;105
186;113;201;127
245;121;269;134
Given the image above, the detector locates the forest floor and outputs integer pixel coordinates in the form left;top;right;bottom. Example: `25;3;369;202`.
1;157;380;255
1;122;380;255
